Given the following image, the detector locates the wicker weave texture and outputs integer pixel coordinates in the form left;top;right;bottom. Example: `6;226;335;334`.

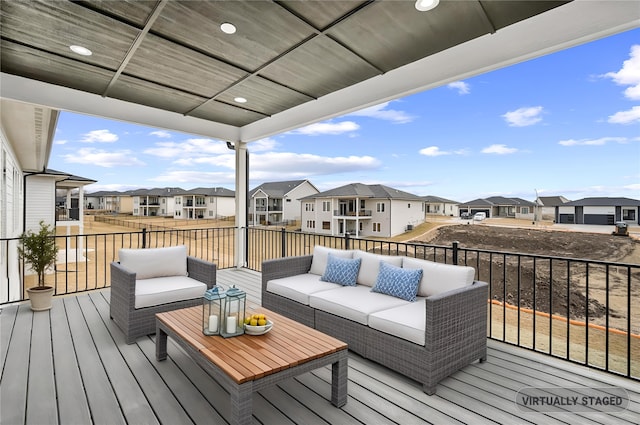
262;255;488;394
110;255;216;344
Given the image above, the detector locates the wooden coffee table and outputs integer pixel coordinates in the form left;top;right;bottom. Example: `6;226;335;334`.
155;306;348;425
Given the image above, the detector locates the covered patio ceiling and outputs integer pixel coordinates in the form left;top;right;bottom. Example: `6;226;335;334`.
2;0;639;154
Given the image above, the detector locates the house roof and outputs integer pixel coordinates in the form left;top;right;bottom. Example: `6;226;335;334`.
563;197;640;207
2;1;637;149
249;180;311;198
422;195;459;204
184;187;235;197
537;196;570;207
459;196;537;207
303;183;422;201
34;168;97;188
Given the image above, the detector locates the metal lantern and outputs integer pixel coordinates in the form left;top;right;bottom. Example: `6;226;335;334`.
221;285;246;338
203;286;226;336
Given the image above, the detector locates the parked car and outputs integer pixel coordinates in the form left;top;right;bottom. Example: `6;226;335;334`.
461;212;472;219
473;212;487;221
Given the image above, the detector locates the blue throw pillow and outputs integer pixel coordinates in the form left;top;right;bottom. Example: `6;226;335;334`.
321;254;361;286
371;261;423;302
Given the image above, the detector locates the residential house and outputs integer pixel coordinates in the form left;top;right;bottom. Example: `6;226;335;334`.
458;196;537;220
132;187;185;217
300;183;424;238
249;180;319;226
423;195;460;217
536;195;570;220
176;187;235;219
85;190;131;213
557;197;640;225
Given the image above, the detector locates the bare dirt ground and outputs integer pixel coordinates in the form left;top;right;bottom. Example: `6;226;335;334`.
411;220;640;334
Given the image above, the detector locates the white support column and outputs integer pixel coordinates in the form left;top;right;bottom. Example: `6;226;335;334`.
77;186;84;252
234;142;248;268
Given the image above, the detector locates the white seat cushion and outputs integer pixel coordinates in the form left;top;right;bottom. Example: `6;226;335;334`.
134;276;206;309
309;285;409;325
402;257;475;297
368;299;427;345
267;273;340;305
309;245;353;275
119;245;188;280
353;250;403;287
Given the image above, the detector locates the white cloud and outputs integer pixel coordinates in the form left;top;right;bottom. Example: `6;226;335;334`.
482;144;518;154
502;106;544;127
447;81;470;95
249;152;380;179
347;102;415;123
150;170;235;184
607;106;640;124
62;147;145;167
289;121;360;136
81;129;118;143
603;44;640;100
174;154;235;169
150;130;172;138
558;136;629;146
144;138;229;158
54;139;68;145
419;146;449;156
247;138;277;152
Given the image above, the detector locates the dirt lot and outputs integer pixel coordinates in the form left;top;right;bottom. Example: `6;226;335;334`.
412;221;640;333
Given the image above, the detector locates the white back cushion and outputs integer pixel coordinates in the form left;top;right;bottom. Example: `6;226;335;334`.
119;245;188;280
402;257;475;297
309;245;353;275
353;250;403;287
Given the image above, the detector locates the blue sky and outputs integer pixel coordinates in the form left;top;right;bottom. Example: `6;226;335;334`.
50;28;640;203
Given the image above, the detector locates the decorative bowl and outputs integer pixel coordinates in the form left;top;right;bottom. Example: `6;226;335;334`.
244;319;273;335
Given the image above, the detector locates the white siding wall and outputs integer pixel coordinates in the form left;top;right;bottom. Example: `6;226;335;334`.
25;175;56;232
283;181;319;223
215;197;235;217
1;132;24;302
389;200;424;237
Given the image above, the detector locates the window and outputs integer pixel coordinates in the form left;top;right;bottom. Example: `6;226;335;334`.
373;222;381;232
305;203;314;211
322;201;331;212
623;209;636;220
209;211;213;217
210;197;215;203
162;199;165;204
306;220;315;228
176;198;181;204
286;198;291;202
521;207;529;215
408;203;411;208
322;221;330;230
376;202;385;213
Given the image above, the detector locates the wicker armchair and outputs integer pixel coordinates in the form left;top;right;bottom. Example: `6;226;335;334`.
110;254;216;344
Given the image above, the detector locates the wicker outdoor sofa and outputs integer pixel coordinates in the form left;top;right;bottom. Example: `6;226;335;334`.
262;246;488;394
110;245;216;344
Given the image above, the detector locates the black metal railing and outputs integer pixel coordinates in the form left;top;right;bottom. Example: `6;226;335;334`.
2;225;637;382
247;227;639;382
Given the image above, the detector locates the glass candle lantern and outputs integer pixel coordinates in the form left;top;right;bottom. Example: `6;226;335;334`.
203;286;225;336
221;285;246;338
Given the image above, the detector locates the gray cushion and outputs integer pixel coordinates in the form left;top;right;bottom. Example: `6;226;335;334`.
135;276;206;309
402;257;475;297
354;250;403;287
309;245;353;275
266;273;339;305
368;299;427;345
119;245;188;280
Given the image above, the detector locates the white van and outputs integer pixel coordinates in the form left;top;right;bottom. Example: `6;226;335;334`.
473;212;486;221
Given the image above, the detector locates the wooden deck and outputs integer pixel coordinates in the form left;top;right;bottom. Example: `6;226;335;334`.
2;268;639;425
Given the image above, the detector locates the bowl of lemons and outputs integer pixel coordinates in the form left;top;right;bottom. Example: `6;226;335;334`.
243;313;273;335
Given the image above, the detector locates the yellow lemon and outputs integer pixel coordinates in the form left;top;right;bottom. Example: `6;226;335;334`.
257;313;266;320
244;316;251;325
250;319;258;326
258;319;267;326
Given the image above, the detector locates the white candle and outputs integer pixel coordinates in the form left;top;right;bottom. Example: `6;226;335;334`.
226;316;237;334
208;315;218;332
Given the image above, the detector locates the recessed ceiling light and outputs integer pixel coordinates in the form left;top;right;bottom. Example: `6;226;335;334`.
415;0;439;12
234;97;247;103
220;22;236;34
70;45;92;56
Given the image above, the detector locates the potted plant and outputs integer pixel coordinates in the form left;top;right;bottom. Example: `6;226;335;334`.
18;220;58;311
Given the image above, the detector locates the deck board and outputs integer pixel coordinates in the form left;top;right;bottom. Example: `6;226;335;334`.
1;268;639;425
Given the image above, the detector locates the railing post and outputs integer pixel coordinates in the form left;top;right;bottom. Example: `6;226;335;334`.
452;241;459;264
142;228;147;248
345;232;350;250
281;227;286;258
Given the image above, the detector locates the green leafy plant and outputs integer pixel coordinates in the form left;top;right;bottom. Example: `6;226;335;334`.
18;220;58;288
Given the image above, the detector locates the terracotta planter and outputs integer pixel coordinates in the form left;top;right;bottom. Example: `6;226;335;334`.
27;286;54;311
